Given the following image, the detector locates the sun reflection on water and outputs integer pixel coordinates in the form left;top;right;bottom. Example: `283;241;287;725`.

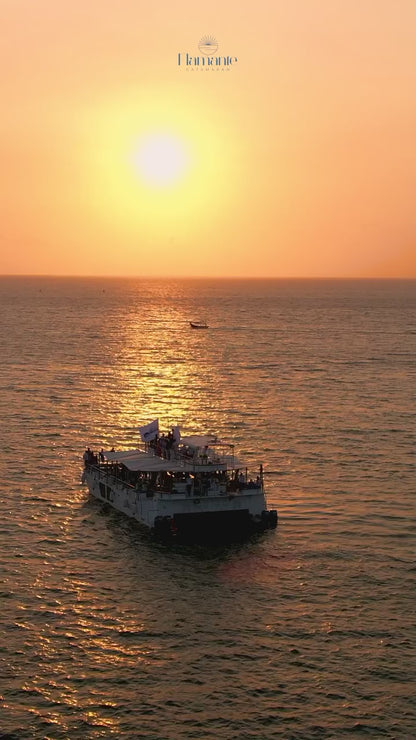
103;299;227;446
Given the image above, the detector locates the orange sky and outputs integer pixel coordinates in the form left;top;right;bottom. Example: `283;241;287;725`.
0;0;415;277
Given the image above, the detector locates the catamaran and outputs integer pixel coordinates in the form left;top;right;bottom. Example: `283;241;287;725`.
82;422;277;541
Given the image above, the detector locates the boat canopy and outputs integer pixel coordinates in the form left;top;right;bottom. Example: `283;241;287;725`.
123;456;187;472
102;448;242;472
180;435;219;447
104;449;140;461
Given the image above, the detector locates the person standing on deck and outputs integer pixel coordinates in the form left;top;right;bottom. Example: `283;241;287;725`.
185;474;193;496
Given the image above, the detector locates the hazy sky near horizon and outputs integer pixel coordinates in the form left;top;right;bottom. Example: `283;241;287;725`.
1;0;415;277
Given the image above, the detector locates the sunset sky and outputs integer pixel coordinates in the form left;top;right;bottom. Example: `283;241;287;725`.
1;0;415;277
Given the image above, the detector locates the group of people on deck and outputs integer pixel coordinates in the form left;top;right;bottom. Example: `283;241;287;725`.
83;447;105;466
148;431;178;459
227;471;262;491
148;432;213;465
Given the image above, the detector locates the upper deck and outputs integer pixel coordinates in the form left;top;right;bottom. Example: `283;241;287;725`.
103;440;239;474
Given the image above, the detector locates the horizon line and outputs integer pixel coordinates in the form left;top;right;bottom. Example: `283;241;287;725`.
1;274;415;281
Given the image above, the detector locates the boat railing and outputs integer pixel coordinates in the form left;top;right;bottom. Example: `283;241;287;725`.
87;463;138;491
86;461;264;495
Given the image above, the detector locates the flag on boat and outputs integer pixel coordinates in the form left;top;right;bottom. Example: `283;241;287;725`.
171;425;181;443
139;419;159;442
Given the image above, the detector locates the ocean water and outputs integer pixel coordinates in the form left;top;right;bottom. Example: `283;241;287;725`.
0;276;414;739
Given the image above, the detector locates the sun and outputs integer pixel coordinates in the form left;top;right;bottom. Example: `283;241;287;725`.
131;133;190;187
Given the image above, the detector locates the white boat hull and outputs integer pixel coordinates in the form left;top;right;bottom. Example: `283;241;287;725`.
84;467;277;540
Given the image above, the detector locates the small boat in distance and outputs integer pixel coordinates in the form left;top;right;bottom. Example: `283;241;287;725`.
190;321;208;329
82;425;278;542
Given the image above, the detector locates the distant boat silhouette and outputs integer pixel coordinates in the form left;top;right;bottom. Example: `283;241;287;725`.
190;321;209;329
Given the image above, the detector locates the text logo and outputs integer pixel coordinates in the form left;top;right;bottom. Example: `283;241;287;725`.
178;36;237;72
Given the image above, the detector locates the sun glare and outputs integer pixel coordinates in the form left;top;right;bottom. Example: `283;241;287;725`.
131;133;190;187
83;93;243;261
